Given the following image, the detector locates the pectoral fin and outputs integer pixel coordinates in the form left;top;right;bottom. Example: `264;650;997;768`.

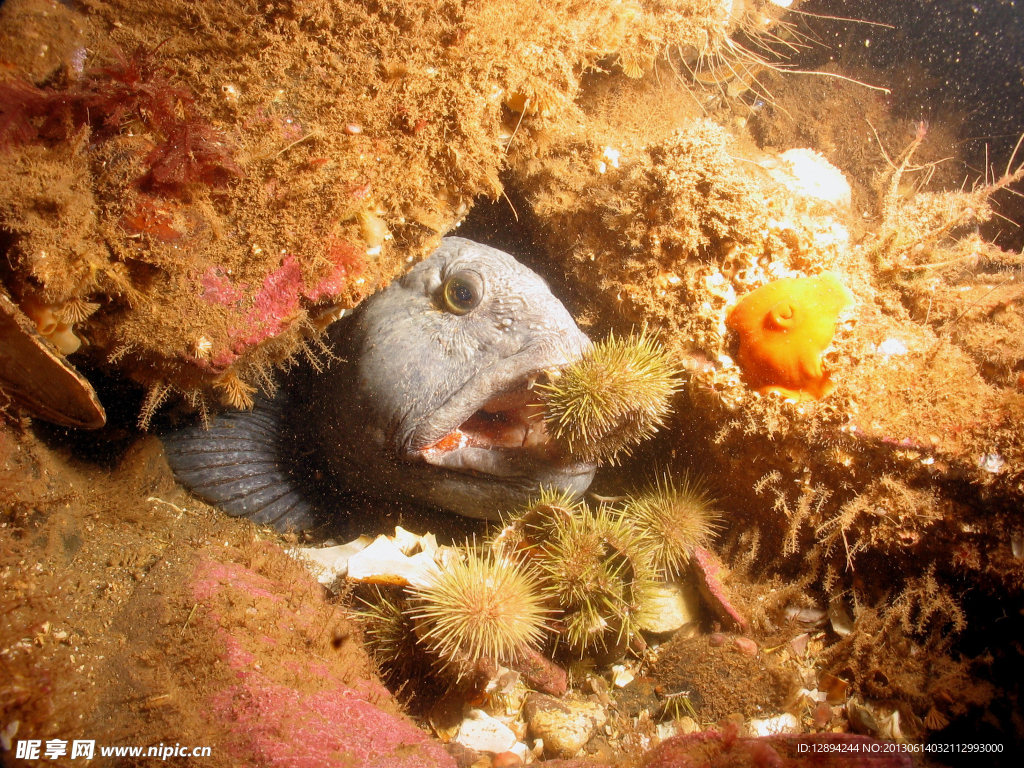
162;392;315;531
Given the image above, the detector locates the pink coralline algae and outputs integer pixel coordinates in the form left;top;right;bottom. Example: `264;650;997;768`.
236;254;304;346
191;546;456;768
203;255;307;365
200;239;365;368
191;556;289;606
201;267;246;306
303;264;348;304
692;546;748;632
208;678;456;768
210;348;240;370
303;238;365;303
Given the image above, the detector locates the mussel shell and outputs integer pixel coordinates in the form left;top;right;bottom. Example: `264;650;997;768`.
0;292;105;429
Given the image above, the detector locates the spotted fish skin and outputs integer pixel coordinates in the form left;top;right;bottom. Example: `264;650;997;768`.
164;238;596;531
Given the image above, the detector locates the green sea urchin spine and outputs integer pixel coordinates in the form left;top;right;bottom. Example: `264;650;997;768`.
625;472;721;577
407;547;548;677
355;586;424;688
535;502;659;655
538;329;679;464
491;486;583;561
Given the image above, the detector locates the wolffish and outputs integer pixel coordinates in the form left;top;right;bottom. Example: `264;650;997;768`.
163;238;597;531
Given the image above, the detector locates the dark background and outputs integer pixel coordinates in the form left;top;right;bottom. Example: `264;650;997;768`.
802;0;1024;161
796;0;1024;245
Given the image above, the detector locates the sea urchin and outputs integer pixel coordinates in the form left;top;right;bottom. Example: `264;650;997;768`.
625;473;721;576
536;503;658;655
355;586;424;689
408;547;547;676
491;487;582;562
538;329;678;463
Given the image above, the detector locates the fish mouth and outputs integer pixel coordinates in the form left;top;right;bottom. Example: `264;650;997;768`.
414;382;555;473
407;357;593;481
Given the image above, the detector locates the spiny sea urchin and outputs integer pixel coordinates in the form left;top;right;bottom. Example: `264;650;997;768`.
536;502;658;655
537;329;678;463
355;586;425;690
491;487;582;562
625;473;721;577
407;547;548;677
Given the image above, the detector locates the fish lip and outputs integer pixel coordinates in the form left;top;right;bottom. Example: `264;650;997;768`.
416;443;595;480
405;345;592;478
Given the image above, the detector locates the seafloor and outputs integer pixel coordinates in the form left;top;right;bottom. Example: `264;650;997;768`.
2;1;1023;766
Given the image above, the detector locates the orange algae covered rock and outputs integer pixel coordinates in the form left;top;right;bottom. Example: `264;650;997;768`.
726;272;854;401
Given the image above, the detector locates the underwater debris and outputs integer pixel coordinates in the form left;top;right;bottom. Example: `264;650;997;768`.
454;709;520;755
538;330;679;463
726;272;854;400
346;533;446;587
637;578;704;635
293;535;372;585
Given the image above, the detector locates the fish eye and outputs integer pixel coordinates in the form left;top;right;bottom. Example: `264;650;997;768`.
441;271;482;315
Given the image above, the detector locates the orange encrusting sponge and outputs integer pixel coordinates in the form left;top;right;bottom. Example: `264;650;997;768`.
725;272;855;401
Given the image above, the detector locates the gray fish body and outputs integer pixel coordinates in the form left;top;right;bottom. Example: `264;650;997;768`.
164;238;596;530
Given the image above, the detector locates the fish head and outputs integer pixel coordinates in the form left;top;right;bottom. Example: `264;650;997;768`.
334;237;596;519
